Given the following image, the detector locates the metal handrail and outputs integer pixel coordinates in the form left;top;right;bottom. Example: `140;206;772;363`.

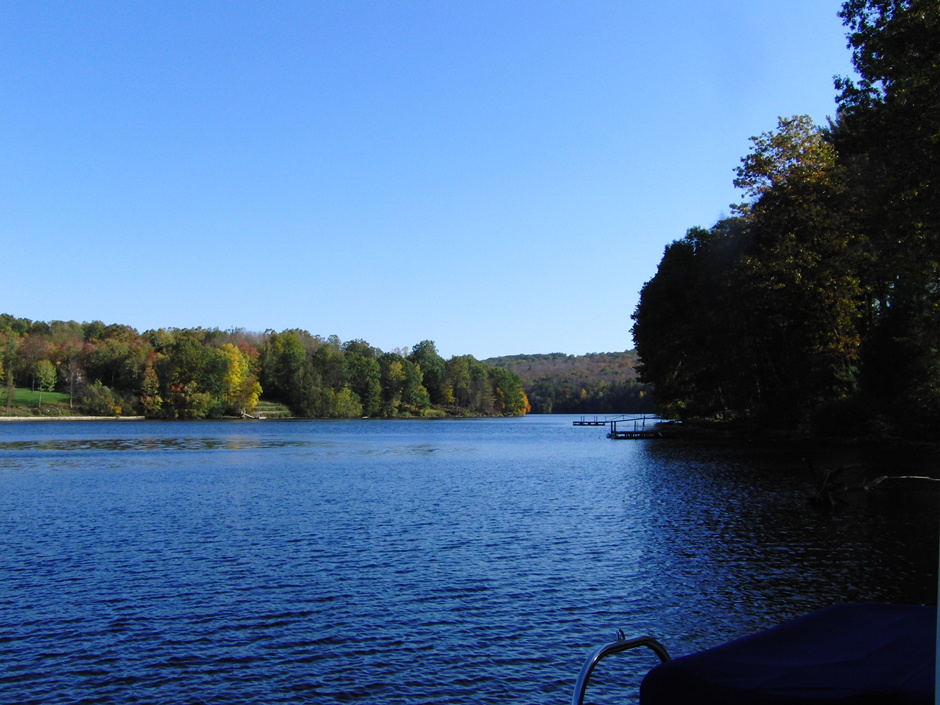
571;635;671;705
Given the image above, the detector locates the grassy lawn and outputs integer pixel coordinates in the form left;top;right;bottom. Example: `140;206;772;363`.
0;387;78;416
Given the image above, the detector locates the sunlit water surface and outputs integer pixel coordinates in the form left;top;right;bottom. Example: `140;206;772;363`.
1;416;937;704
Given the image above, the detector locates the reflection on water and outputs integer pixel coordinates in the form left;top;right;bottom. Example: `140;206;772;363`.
0;436;286;452
0;434;467;463
0;417;936;704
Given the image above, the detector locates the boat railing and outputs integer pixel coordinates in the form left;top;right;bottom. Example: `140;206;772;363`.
571;603;934;705
571;634;671;705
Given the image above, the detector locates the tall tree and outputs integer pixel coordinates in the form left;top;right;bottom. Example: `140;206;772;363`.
54;338;84;409
409;341;446;404
634;117;863;425
400;358;430;413
733;116;862;424
632;224;747;419
378;352;407;417
219;343;262;415
488;367;530;416
345;351;381;417
35;360;56;409
260;330;309;410
0;333;20;414
834;0;940;436
19;334;51;392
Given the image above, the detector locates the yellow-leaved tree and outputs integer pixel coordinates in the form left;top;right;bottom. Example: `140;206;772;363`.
220;343;262;415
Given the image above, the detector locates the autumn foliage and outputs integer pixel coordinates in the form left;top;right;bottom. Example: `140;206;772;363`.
0;316;528;419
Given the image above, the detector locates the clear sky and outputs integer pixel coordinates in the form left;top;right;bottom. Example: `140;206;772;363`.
1;1;855;359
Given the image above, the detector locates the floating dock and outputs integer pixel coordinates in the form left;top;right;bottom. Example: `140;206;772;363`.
607;417;669;439
572;415;674;439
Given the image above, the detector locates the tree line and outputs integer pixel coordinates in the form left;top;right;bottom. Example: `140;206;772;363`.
0;315;529;419
485;351;655;414
631;0;939;439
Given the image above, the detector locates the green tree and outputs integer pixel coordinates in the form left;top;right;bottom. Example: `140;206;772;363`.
733;116;862;424
488;367;530;416
409;341;446;404
0;314;31;335
342;339;376;358
54;338;84;409
80;380;120;416
632;225;743;419
140;364;163;415
329;387;363;418
733;116;838;215
83;334;150;393
378;352;407;417
82;320;107;342
466;356;492;413
832;0;940;437
345;351;381;416
445;355;471;411
49;320;84;341
35;360;56;409
0;333;20;414
19;333;51;392
400;358;430;414
260;330;310;411
634;117;862;425
311;342;346;391
157;332;228;418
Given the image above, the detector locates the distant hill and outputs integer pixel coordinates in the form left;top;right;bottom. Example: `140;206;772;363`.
483;351;655;414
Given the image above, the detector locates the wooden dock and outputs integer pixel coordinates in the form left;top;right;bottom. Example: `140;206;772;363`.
572;414;672;439
572;417;608;426
607;428;667;439
606;417;673;440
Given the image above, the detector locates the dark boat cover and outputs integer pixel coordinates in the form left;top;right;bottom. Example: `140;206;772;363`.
640;603;935;705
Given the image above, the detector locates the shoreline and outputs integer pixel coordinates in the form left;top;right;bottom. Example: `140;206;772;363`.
0;416;146;422
0;413;519;422
659;418;940;448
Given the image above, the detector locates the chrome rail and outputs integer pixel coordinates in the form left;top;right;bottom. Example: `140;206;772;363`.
571;634;671;705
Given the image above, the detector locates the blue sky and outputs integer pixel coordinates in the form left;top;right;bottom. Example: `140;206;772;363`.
1;1;855;359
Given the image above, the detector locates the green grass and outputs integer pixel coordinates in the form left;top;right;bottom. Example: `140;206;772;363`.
0;387;78;416
253;400;293;418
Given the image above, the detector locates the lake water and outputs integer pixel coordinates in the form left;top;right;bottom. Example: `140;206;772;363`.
1;415;937;704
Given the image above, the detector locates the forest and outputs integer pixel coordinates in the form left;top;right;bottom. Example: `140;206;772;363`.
484;351;655;414
0;316;529;419
631;0;939;440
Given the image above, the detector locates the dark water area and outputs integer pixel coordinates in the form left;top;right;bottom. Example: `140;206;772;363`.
1;416;937;704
